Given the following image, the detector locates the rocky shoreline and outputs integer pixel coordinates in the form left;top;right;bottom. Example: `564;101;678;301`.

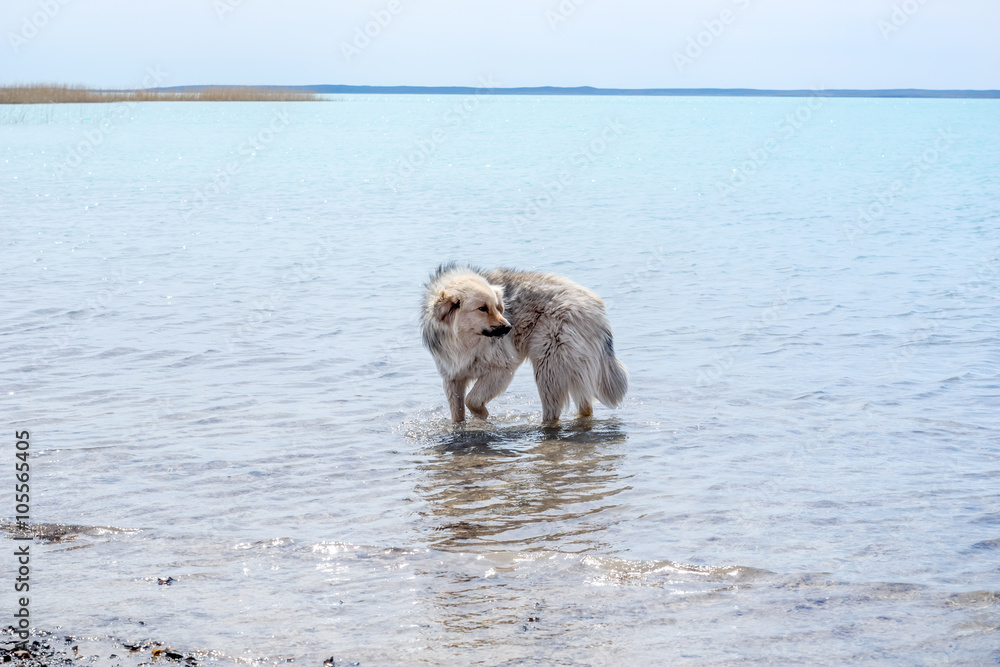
1;628;200;666
1;628;359;666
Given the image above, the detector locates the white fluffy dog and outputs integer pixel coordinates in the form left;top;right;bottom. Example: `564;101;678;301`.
421;265;628;423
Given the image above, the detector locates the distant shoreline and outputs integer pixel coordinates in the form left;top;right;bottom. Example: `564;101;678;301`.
166;85;1000;99
2;84;997;103
0;84;320;104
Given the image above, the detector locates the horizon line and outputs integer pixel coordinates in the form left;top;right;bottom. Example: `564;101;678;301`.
149;85;1000;99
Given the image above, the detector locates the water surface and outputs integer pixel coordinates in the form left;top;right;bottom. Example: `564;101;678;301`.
1;95;998;664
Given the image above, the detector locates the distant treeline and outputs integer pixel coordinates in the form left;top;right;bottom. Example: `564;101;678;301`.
0;85;320;104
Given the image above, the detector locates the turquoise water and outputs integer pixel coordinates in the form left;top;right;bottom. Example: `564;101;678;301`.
1;95;999;664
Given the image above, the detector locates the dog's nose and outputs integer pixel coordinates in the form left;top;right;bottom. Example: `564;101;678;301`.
484;325;511;338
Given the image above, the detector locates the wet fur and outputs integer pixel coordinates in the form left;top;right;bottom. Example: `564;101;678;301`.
421;264;628;423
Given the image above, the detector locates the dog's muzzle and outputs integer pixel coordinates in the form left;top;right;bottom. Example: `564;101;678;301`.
483;325;511;338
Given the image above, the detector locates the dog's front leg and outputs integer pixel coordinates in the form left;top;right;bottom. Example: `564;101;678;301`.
466;368;515;420
445;377;468;422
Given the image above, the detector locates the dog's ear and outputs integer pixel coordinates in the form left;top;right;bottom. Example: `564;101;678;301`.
434;290;461;322
492;285;505;311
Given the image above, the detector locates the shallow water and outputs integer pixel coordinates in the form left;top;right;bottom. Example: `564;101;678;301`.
1;95;999;665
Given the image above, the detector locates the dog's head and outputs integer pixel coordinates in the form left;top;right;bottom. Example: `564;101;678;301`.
433;274;511;339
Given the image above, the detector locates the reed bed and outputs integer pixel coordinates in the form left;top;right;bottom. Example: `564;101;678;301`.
0;84;320;104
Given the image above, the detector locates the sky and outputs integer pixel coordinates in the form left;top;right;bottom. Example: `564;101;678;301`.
2;0;998;90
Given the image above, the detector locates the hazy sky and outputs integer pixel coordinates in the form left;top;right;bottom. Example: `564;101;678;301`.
3;0;997;89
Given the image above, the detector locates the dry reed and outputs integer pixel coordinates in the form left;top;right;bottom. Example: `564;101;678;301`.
0;84;320;104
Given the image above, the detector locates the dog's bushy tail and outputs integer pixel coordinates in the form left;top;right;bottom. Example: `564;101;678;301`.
597;337;628;408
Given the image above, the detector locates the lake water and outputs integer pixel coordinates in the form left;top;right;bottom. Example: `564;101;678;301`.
1;94;998;665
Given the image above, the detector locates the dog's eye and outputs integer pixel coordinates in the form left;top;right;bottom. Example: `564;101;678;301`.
478;306;488;312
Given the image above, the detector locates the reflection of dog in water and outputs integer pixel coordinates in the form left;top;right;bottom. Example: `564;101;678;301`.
420;264;628;423
421;419;628;551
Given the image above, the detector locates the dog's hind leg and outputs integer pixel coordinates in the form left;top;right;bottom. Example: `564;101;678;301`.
574;396;593;418
445;377;469;422
466;368;515;420
534;361;570;424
